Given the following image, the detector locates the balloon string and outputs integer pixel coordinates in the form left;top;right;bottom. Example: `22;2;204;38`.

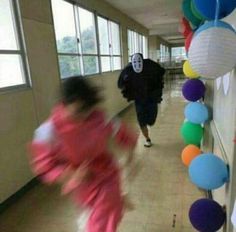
215;0;220;26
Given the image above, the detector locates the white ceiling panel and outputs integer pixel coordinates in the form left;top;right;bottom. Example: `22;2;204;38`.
105;0;183;44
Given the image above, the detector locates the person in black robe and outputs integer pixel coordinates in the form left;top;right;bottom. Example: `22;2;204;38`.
118;53;165;147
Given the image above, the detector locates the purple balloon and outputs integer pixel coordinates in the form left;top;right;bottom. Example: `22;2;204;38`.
189;199;225;232
182;79;205;102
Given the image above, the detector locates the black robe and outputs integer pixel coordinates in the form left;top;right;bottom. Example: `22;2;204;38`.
118;59;165;102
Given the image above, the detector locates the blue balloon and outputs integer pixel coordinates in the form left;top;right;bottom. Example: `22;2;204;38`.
184;102;209;124
189;154;229;190
193;0;236;20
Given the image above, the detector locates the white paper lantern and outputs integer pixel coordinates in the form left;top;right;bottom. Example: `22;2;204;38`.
188;21;236;79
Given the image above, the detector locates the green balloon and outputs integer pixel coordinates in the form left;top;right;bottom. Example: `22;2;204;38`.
180;121;203;146
191;0;206;21
182;0;202;27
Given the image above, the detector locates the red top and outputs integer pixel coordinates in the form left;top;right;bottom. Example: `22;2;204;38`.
29;104;138;206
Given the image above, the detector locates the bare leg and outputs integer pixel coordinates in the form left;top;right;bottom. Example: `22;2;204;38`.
141;126;150;140
141;126;152;147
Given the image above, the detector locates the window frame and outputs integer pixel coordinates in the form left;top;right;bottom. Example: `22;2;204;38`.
77;6;100;76
171;46;187;63
52;0;123;79
97;14;122;73
127;28;148;61
97;15;112;73
110;19;122;71
52;2;100;78
55;2;82;78
0;0;30;92
142;35;148;58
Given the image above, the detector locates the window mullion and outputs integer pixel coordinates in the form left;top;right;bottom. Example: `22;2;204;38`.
58;52;78;56
141;34;143;54
107;20;113;71
74;5;83;75
119;25;123;68
132;31;135;54
94;11;102;74
10;0;29;87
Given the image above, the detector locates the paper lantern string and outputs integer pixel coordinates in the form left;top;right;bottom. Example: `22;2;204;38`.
215;0;220;26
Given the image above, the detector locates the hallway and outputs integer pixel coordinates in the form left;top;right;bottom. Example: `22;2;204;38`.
0;79;205;232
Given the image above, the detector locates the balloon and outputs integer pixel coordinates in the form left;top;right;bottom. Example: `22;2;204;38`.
189;153;229;190
189;198;226;232
188;21;236;79
191;0;206;21
181;17;193;38
184;102;209;124
183;60;199;78
180;121;203;146
185;31;193;52
182;79;205;102
181;144;201;166
193;0;236;20
182;0;202;27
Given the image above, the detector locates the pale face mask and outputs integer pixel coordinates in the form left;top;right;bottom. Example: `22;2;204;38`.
131;53;143;73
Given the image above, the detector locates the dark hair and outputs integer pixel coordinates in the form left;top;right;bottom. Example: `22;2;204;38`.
62;76;102;110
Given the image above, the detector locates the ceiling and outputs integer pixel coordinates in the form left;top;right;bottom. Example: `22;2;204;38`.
104;0;184;45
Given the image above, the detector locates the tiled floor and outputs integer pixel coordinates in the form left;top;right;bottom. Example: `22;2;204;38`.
0;78;205;232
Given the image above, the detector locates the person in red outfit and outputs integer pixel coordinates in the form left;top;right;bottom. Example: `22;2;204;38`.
29;76;138;232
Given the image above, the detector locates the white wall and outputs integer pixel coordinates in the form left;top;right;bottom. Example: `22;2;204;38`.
0;0;148;203
203;9;236;232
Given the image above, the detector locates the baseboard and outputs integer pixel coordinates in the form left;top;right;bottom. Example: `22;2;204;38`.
0;178;39;214
116;102;133;117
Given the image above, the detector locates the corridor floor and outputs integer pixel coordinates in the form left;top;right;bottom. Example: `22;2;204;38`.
0;79;205;232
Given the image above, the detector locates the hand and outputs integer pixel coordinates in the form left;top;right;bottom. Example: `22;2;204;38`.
61;161;90;195
72;161;90;183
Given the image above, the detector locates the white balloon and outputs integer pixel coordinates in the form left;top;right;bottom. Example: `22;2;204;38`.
189;25;236;79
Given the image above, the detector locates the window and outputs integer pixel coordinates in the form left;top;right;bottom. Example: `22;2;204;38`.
159;44;170;63
110;21;121;70
128;30;134;58
98;16;110;72
52;0;122;78
171;47;187;63
142;35;148;58
52;0;99;78
98;16;121;72
166;46;170;62
0;0;28;89
78;7;99;75
137;34;143;53
160;44;164;62
157;50;160;61
127;29;148;61
52;0;80;78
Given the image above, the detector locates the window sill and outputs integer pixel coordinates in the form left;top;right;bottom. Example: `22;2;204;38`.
0;84;31;95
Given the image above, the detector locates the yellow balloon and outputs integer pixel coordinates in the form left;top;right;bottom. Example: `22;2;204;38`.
183;60;199;78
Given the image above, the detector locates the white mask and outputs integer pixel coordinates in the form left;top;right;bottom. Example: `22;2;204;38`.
131;53;143;73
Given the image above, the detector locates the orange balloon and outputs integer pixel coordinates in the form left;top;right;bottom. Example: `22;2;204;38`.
181;144;201;166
